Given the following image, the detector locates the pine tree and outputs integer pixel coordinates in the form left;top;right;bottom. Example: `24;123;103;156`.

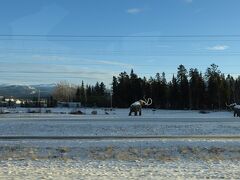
118;72;130;107
80;81;86;106
75;86;81;102
177;65;189;109
189;69;206;109
99;82;106;96
160;72;168;108
130;69;142;103
169;75;179;109
112;76;119;107
95;82;100;95
226;74;235;104
205;64;221;109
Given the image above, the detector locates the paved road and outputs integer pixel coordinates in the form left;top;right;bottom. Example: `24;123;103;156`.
0;115;240;136
1;135;240;140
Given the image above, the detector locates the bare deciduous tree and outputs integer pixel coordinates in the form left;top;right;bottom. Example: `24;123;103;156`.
53;81;76;102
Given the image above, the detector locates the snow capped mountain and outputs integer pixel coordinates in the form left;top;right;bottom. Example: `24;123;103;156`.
0;84;55;98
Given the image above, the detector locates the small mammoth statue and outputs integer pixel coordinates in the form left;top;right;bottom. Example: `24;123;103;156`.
129;98;152;116
226;103;240;117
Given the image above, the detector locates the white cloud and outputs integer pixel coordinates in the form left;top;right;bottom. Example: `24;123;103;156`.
126;8;142;15
207;45;229;51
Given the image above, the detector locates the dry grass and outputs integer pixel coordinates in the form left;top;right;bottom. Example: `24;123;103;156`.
0;145;239;162
56;147;70;154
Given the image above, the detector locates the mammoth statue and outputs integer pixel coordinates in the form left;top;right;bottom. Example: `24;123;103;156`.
129;98;152;116
226;103;240;117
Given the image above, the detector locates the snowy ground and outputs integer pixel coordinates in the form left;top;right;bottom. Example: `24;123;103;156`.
0;139;239;179
0;108;240;179
0;139;240;179
0;108;239;136
1;160;240;179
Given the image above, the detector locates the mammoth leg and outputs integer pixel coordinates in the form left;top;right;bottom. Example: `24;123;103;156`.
237;110;240;117
129;106;133;116
139;109;142;116
129;107;133;116
129;111;132;116
136;106;141;116
134;110;137;116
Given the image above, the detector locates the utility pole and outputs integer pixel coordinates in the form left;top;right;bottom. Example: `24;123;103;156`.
110;91;113;110
38;89;41;113
38;90;40;106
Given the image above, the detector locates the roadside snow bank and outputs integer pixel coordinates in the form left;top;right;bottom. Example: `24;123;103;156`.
0;140;240;161
1;160;240;179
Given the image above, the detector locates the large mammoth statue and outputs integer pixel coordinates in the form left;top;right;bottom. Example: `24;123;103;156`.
226;103;240;117
129;98;152;116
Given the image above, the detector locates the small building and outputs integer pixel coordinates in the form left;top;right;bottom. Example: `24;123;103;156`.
57;102;81;108
0;97;25;108
3;98;16;107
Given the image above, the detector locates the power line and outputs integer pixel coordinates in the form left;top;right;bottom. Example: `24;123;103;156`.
1;62;240;67
2;54;240;57
0;48;237;52
1;48;239;53
0;70;111;74
0;71;240;75
1;39;240;42
1;51;240;56
0;34;240;38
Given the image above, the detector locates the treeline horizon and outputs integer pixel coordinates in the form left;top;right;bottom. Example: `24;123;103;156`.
112;64;240;110
6;64;240;110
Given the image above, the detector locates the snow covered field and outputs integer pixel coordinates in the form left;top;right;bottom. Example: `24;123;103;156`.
0;108;239;136
0;108;240;179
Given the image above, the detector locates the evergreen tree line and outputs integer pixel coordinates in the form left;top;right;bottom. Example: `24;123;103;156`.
76;81;109;107
112;64;240;110
53;81;110;107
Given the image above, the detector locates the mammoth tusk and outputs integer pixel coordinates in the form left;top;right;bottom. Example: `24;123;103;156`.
146;98;152;106
143;97;147;103
141;99;147;105
140;98;152;106
226;103;237;108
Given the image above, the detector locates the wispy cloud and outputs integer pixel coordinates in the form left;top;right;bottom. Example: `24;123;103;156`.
184;0;193;3
0;63;115;85
195;8;203;14
207;45;229;51
30;55;133;68
0;55;121;85
10;4;68;35
126;8;143;15
94;60;133;69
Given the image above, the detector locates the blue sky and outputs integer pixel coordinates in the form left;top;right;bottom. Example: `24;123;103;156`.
0;0;240;86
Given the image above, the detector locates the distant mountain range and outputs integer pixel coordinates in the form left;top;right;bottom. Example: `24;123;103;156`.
0;84;56;98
